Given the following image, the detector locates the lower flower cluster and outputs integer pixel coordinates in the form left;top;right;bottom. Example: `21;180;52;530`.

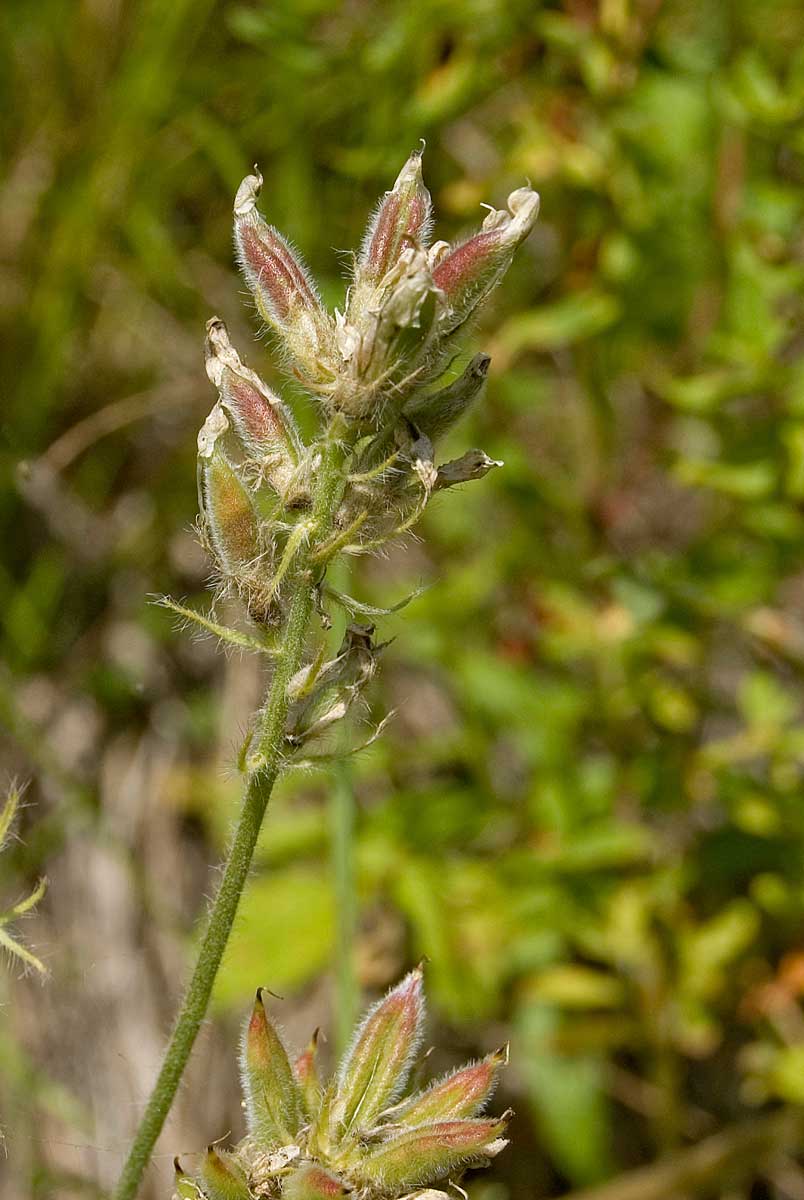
174;969;509;1200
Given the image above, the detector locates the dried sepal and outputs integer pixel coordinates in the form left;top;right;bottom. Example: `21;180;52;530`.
331;967;425;1136
250;1143;302;1193
234;170;336;386
240;988;302;1146
433;185;540;333
353;1116;510;1191
286;623;381;746
198;1147;250;1200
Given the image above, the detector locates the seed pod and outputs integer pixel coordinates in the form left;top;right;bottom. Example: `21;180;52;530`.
234;170;335;385
356;1116;509;1191
197;413;263;578
240;988;302;1146
205;317;303;498
387;1046;507;1124
332;967;424;1134
359;149;432;286
403;352;491;443
283;1165;349;1200
293;1028;322;1118
433;185;540;333
434;449;502;490
198;1147;250;1200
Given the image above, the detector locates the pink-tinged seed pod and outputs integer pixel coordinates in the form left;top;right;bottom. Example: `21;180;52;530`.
205;318;303;497
403;352;491;442
356;1116;510;1191
197;412;263;577
233;170;335;385
198;1147;250;1200
332;967;425;1133
283;1164;349;1200
389;1045;507;1124
359;148;432;284
433;185;540;333
293;1027;322;1118
240;988;302;1146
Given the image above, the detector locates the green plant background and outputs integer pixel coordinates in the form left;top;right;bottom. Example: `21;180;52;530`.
3;1;804;1198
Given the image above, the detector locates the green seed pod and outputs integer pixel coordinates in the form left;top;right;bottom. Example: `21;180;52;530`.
293;1028;323;1119
197;408;263;578
240;988;302;1146
283;1164;349;1200
387;1046;507;1124
198;1148;250;1200
331;967;424;1135
355;1116;509;1192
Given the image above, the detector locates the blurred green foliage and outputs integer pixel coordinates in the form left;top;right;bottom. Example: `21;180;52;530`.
3;1;804;1197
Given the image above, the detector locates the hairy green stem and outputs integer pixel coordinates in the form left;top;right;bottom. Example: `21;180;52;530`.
328;554;360;1054
113;432;346;1200
331;758;359;1053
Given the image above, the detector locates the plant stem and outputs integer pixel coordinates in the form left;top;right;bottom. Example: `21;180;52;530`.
113;432;346;1200
328;553;360;1054
331;757;359;1052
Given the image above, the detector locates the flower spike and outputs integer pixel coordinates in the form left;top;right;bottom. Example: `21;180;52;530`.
145;144;535;1200
180;971;510;1199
